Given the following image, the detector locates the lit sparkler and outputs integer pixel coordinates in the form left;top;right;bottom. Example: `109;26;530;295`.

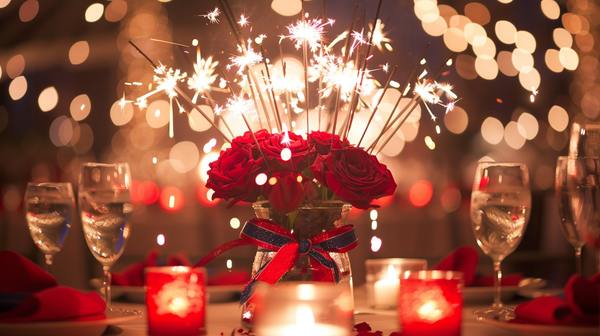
238;14;249;27
201;7;220;23
188;48;218;104
285;18;334;52
228;40;263;75
368;19;392;53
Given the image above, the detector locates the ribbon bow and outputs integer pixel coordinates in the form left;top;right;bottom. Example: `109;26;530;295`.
194;218;358;305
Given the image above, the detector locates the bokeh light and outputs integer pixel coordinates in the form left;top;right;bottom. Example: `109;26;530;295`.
481;117;503;145
159;186;184;213
85;3;104;22
19;0;38;22
9;76;27;100
370;236;382;252
110;99;134;126
495;20;517;44
170;141;200;173
105;0;127;22
230;218;241;229
146;100;170;128
6;54;25;78
504;121;526;149
409;180;433;207
541;0;560;20
70;94;92;121
548;105;569;132
38;87;58;112
69;41;90;65
444;106;468;134
517;112;539;140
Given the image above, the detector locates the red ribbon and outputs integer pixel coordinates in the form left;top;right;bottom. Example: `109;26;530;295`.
194;218;358;304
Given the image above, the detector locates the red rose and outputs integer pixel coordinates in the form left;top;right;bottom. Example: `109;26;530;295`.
206;143;267;207
260;131;315;172
310;146;397;209
309;131;348;155
232;129;272;146
263;171;307;213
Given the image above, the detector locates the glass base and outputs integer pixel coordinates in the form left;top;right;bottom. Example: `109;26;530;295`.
473;304;515;322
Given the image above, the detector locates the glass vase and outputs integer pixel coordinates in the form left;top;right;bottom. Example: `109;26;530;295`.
241;200;354;327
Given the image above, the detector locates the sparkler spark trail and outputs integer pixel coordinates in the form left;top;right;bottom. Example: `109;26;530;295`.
225;95;257;121
238;14;249;27
188;48;218;103
228;40;263;75
118;93;133;112
368;19;392;52
285;18;335;52
201;7;220;23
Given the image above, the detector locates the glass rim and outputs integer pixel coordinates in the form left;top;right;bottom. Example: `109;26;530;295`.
403;270;464;280
81;162;130;168
365;258;428;266
27;182;73;187
145;266;206;274
476;161;527;168
557;155;600;160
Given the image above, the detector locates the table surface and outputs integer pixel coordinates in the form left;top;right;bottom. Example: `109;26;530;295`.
108;286;524;336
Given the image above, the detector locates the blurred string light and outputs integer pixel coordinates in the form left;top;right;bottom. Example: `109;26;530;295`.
38;87;58;112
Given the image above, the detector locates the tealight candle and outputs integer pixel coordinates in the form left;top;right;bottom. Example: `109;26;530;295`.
146;266;207;336
398;271;464;336
254;282;352;336
365;258;427;309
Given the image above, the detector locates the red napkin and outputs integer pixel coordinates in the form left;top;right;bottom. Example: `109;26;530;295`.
111;249;191;286
0;251;106;323
512;273;600;327
433;246;523;287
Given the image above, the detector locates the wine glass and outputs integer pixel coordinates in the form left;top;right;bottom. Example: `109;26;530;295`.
79;163;132;308
569;122;600;158
470;162;531;321
555;156;597;275
24;182;75;274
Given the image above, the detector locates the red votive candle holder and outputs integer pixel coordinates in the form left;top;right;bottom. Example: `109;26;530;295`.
398;271;463;336
146;266;207;336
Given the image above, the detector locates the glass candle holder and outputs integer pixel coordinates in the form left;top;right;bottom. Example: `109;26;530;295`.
365;258;427;309
254;282;353;336
146;266;207;336
398;271;464;336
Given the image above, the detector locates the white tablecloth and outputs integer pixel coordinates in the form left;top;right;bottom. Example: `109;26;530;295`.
108;286;517;336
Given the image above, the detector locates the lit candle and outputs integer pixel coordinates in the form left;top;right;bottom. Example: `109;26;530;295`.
373;265;400;307
259;304;347;336
365;258;427;309
146;266;207;336
254;283;352;336
399;271;463;336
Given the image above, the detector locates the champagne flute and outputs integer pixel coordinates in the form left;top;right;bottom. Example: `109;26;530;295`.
24;182;75;274
79;163;132;308
555;156;595;275
470;162;531;321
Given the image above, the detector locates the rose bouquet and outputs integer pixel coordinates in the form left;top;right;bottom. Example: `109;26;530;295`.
206;128;397;219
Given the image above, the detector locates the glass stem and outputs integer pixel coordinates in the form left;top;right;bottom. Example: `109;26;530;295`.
575;246;583;275
44;254;53;274
103;266;111;309
493;261;502;308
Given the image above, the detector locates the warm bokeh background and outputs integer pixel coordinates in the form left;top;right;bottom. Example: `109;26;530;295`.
0;0;597;289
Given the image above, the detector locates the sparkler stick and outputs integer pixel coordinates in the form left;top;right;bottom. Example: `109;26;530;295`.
374;53;455;155
301;0;311;135
317;0;326;131
374;98;419;155
278;44;293;129
367;43;430;152
260;71;280;129
344;0;383;139
172;86;232;143
356;65;397;147
260;45;284;132
330;4;358;142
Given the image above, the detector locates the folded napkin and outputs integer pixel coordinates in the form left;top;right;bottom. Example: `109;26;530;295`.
0;251;106;323
512;273;600;327
433;246;523;287
111;249;191;286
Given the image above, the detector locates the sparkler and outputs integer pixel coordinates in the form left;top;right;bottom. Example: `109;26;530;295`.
129;1;461;161
201;7;221;24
